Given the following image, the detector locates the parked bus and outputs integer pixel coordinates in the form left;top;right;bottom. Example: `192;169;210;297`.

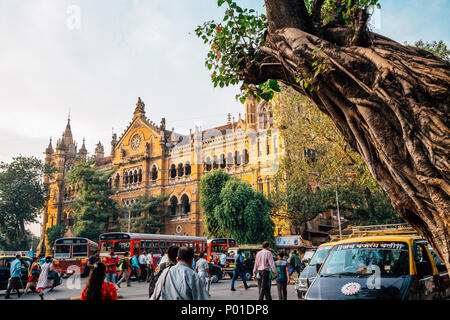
98;232;207;266
53;237;98;277
206;238;237;263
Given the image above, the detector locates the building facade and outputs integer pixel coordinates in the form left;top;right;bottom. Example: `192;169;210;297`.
38;97;283;253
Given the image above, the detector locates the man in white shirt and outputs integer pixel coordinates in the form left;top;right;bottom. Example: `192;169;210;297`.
195;252;211;295
219;251;227;267
146;250;154;282
138;251;147;282
150;247;209;300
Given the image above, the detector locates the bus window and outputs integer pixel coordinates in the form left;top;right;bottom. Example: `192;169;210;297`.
72;244;88;257
133;241;140;255
113;241;131;254
153;240;160;254
160;241;166;254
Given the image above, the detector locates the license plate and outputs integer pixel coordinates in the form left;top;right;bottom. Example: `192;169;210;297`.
229;264;234;267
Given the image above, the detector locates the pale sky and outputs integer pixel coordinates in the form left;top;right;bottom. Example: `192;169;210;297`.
0;0;448;236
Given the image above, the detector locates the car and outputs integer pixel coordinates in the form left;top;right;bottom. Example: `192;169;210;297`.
0;256;32;291
224;245;277;281
208;263;223;283
305;234;450;300
300;249;316;270
296;242;337;299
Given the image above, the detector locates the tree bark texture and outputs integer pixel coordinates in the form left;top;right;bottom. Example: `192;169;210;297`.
243;0;450;269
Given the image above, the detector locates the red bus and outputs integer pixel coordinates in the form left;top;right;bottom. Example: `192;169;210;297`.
206;238;237;263
98;232;207;266
53;237;98;277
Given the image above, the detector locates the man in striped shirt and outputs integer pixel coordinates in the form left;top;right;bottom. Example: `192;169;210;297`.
252;241;278;300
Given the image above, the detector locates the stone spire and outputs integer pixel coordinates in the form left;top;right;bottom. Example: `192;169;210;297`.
95;141;104;159
110;132;118;156
61;116;76;154
227;113;231;124
45;137;54;155
79;138;87;156
133;97;146;119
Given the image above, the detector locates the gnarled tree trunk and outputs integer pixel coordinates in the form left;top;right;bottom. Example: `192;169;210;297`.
242;0;450;269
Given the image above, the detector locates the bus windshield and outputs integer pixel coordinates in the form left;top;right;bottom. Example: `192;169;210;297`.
72;244;88;257
55;245;71;257
309;245;332;266
320;242;410;277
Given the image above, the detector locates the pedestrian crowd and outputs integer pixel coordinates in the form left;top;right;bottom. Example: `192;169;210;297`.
4;242;304;301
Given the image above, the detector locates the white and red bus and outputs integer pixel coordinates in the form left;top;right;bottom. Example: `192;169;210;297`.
53;237;98;277
98;232;207;266
206;238;237;263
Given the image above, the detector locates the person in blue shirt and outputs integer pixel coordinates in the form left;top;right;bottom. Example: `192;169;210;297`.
5;253;24;299
130;253;140;281
274;252;290;300
38;254;46;266
230;250;249;291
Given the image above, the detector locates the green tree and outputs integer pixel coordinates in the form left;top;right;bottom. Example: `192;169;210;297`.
198;0;450;270
0;156;54;250
45;224;67;251
414;40;449;62
66;158;120;240
199;170;231;237
119;194;169;233
200;171;275;244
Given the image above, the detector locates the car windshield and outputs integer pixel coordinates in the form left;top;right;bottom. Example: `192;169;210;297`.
302;251;315;261
309;246;332;265
320;241;410;277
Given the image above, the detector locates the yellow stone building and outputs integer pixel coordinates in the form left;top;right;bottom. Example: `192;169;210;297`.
39;97;284;253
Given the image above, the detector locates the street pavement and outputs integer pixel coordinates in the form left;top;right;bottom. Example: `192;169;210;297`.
2;275;300;300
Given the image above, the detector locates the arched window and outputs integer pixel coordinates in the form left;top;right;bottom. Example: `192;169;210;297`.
124;171;128;185
177;163;184;177
243;149;249;165
180;194;190;214
235;151;241;166
185;162;191;175
170;164;177;178
259;107;268;129
169;196;178;215
213;155;219;169
266;136;270;155
133;170;138;183
220;154;226;169
115;174;120;188
151;165;158;180
227;152;233;167
205;157;212;172
138;169;142;183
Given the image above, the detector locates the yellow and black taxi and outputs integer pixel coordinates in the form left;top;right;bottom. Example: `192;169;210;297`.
296;241;338;299
0;253;32;291
305;234;449;300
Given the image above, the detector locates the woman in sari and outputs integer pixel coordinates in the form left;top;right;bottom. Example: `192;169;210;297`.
36;256;55;300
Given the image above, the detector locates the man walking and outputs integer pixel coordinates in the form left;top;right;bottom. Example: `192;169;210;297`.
195;252;211;295
138;251;147;282
288;250;301;276
253;242;278;300
87;249;101;272
117;252;132;288
150;247;209;300
231;249;249;291
146;250;154;282
105;248;119;285
148;246;179;298
131;252;140;281
5;253;23;299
